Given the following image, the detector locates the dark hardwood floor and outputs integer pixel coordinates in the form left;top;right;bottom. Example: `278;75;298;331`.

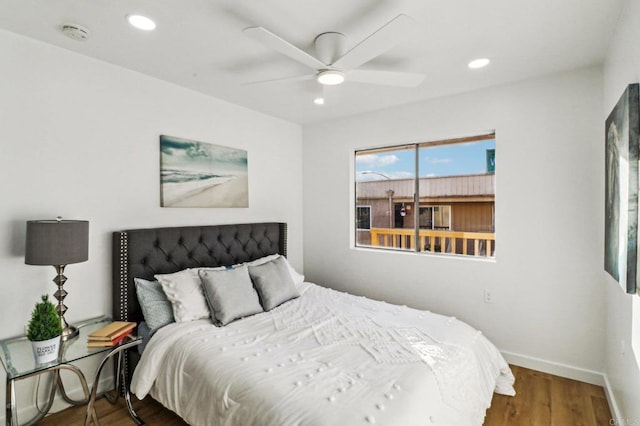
37;365;612;425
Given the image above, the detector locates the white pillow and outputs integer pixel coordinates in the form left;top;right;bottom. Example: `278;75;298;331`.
155;269;210;322
280;256;305;286
196;254;278;274
245;254;280;267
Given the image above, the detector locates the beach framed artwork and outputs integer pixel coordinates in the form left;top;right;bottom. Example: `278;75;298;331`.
604;83;639;294
160;135;249;208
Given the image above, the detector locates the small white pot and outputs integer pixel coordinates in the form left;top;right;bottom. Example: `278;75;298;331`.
31;336;61;364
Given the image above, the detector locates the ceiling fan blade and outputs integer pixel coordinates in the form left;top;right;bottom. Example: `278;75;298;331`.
347;69;425;87
332;14;417;71
242;74;313;85
244;26;327;70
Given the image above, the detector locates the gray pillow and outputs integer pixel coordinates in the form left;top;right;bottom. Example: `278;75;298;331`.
134;278;175;335
137;321;152;354
199;265;264;326
248;256;300;311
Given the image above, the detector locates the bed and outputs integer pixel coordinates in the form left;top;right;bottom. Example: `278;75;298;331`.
112;222;515;425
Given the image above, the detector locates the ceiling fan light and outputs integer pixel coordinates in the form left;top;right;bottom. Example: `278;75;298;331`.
317;70;345;86
127;14;156;31
468;58;490;69
313;97;325;105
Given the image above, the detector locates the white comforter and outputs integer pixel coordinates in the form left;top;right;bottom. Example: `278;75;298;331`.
132;282;515;426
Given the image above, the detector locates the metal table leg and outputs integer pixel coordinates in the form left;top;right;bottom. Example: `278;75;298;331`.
84;339;143;426
6;378;16;426
6;364;90;426
57;367;91;406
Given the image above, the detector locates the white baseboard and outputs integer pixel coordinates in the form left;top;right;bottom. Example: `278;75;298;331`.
501;350;605;386
603;373;623;424
502;351;625;423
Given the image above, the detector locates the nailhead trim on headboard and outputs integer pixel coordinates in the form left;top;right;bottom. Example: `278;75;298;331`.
282;223;288;258
119;232;129;322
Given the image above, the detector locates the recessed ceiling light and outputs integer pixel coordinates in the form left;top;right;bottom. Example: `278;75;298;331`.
317;70;345;86
313;97;325;105
126;14;156;31
468;58;490;69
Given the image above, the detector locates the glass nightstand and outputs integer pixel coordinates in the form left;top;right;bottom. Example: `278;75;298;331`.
0;316;143;426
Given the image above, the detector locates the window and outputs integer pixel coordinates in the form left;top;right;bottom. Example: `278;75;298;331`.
419;206;451;230
354;134;496;258
356;206;371;230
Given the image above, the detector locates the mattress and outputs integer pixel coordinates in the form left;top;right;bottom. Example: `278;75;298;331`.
131;282;515;425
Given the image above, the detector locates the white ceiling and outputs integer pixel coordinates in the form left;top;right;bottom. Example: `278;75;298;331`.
0;0;624;124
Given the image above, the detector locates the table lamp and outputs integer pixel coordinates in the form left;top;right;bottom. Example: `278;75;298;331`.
25;217;89;340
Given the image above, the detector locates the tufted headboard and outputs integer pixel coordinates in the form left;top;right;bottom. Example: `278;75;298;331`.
111;222;286;389
112;222;287;325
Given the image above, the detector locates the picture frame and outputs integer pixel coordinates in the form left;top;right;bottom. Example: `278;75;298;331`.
160;135;249;208
605;83;639;294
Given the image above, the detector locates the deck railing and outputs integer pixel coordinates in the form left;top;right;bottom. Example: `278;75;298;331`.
369;228;495;257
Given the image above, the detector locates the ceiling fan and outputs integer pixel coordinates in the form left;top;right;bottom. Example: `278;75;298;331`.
243;14;425;89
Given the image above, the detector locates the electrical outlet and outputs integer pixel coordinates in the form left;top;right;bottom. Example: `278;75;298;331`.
484;289;493;304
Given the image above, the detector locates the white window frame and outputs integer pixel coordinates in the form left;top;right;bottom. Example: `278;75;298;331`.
354;132;495;258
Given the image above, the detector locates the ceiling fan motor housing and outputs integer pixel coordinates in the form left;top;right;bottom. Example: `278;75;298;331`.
314;32;346;65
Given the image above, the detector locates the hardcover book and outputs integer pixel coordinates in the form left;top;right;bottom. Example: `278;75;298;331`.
87;321;136;342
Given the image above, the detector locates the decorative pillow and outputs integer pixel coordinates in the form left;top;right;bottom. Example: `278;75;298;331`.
134;278;175;334
155;269;210;322
195;254;304;286
136;321;152;354
248;256;300;311
195;254;279;275
245;254;280;267
280;256;305;286
199;265;264;326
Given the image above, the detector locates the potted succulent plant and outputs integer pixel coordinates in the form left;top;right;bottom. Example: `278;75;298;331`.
27;295;63;364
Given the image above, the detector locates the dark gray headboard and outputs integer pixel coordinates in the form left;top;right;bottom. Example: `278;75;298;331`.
112;222;287;325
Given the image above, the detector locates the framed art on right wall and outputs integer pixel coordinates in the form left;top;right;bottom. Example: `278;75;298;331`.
605;83;640;294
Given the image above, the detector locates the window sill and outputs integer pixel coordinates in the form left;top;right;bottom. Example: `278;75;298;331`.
351;245;496;263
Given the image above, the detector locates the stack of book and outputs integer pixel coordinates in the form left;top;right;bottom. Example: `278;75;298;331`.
87;321;136;347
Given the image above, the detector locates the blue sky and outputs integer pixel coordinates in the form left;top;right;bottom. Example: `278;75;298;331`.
356;139;495;181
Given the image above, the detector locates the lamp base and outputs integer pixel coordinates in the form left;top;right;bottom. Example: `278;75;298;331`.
52;265;79;341
61;324;79;341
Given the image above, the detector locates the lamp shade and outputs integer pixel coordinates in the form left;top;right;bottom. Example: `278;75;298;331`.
25;220;89;265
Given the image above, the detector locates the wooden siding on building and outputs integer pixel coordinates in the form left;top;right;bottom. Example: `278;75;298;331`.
356;173;495;199
451;202;494;232
421;174;494;198
357;200;494;233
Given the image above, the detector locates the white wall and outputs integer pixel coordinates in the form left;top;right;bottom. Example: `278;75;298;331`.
303;67;606;378
603;0;640;421
0;29;302;422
